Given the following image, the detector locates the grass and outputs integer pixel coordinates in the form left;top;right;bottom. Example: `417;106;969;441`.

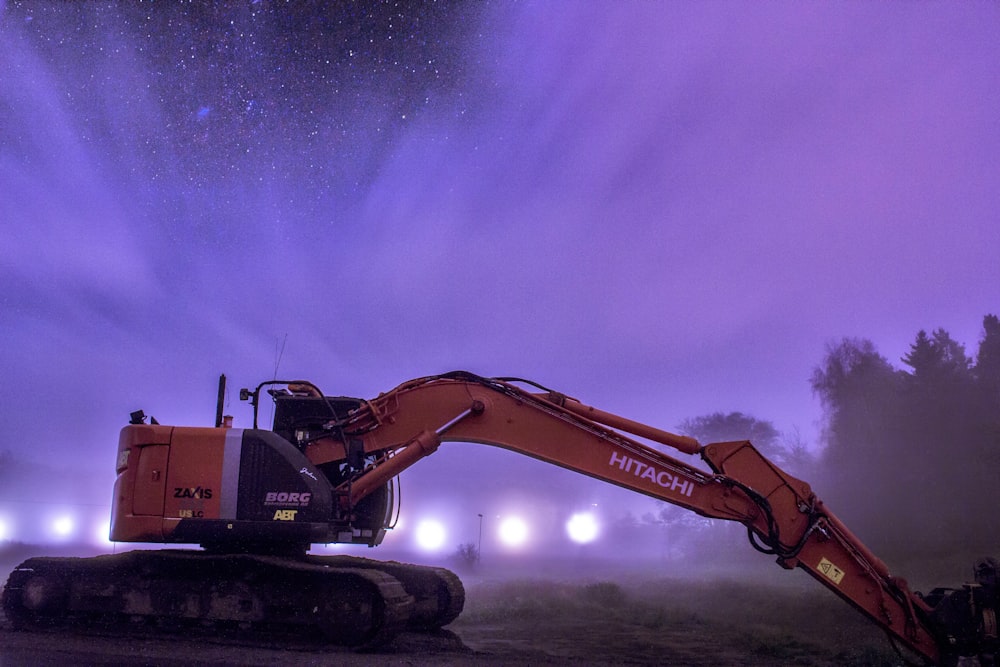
454;577;903;666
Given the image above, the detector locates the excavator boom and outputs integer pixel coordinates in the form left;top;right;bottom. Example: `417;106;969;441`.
294;372;954;662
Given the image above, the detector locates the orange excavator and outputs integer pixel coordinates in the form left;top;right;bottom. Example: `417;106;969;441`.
3;372;997;664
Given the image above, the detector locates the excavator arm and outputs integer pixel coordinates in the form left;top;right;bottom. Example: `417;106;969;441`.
289;371;986;665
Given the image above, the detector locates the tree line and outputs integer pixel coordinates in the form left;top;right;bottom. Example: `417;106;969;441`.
668;314;999;563
809;314;999;559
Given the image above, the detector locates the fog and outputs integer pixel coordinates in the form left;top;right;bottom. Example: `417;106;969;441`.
2;2;999;583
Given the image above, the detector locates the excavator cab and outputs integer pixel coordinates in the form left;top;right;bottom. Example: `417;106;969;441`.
263;384;396;546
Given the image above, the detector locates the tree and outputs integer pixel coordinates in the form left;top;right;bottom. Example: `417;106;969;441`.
778;426;814;475
974;314;1000;404
810;323;999;559
972;314;1000;466
677;411;782;461
453;542;480;571
900;330;936;379
678;411;779;447
898;327;977;460
809;338;914;553
810;338;901;462
812;338;898;404
901;328;972;384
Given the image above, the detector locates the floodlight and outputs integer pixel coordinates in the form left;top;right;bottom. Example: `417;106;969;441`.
415;519;447;551
51;515;75;539
497;516;528;547
92;519;114;548
566;512;599;544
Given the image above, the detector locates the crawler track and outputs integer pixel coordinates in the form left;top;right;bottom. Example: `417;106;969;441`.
306;554;465;629
2;550;435;649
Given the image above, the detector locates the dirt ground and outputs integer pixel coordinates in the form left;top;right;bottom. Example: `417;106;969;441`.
1;543;923;666
0;575;904;666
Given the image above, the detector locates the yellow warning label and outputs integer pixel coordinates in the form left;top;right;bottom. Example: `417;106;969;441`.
817;557;845;585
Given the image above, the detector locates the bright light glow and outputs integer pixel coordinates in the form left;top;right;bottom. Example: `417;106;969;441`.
92;519;113;548
0;517;8;541
51;515;75;539
497;516;528;547
414;519;446;551
566;513;599;544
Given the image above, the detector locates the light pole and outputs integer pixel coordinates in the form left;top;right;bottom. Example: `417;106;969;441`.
477;513;483;563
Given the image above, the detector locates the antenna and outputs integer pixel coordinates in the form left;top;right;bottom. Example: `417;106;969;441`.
215;374;226;427
273;333;288;379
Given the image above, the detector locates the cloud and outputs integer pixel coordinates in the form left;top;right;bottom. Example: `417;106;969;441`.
0;19;158;323
1;1;998;475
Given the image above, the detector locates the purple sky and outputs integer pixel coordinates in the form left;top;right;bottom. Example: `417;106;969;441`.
2;0;998;496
